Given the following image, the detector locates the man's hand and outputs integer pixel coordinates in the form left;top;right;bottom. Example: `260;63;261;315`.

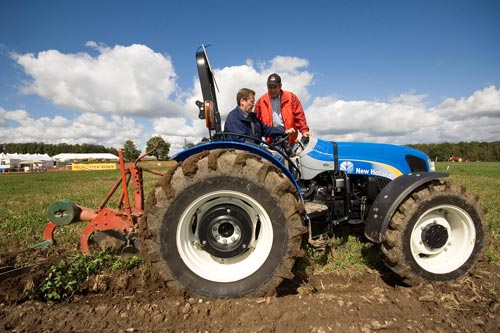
285;128;296;134
302;131;312;137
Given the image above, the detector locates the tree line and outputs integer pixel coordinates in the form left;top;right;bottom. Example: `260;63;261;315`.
3;140;499;162
1;136;172;161
407;141;500;162
1;142;119;156
122;136;171;161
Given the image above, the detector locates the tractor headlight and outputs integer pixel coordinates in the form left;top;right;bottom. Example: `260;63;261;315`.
429;159;435;171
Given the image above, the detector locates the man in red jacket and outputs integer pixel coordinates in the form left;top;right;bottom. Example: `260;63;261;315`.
254;73;311;145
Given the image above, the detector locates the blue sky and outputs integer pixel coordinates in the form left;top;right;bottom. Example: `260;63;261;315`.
1;0;499;154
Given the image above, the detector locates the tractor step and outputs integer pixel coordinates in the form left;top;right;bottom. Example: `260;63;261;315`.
304;201;329;214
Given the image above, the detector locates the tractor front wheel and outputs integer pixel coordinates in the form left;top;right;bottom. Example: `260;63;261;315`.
381;181;485;285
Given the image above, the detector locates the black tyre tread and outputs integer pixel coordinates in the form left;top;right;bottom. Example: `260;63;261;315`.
140;149;306;298
381;180;486;285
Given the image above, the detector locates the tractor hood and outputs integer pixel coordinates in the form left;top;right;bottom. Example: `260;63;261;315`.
298;137;431;180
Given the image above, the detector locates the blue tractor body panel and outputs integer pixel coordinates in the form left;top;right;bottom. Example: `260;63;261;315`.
173;141;276;164
336;142;431;180
298;137;431;180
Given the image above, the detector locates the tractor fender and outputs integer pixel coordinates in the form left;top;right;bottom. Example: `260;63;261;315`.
364;172;449;243
173;141;303;199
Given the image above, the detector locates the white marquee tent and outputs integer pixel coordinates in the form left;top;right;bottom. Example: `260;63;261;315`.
0;153;54;172
51;153;119;162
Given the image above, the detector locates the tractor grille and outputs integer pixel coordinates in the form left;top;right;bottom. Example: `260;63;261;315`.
405;155;428;172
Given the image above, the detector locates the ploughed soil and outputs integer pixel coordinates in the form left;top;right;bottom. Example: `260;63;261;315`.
0;248;498;333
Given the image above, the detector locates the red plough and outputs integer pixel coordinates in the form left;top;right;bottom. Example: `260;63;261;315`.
34;146;164;255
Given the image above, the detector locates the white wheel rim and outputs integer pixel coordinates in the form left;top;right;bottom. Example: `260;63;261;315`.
176;190;273;282
410;204;476;274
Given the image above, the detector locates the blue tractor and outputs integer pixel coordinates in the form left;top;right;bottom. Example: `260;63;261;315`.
139;46;485;298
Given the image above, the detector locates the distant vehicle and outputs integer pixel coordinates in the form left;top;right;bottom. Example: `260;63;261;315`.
449;156;468;162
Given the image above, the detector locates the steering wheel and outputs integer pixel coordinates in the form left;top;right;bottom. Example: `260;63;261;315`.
272;132;292;147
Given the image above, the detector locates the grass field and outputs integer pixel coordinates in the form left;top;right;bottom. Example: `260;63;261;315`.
0;160;498;269
0;160;174;252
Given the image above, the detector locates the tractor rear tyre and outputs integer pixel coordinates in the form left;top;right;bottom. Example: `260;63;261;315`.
141;149;306;298
381;180;485;285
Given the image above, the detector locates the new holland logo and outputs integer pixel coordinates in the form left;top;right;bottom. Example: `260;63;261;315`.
339;161;354;173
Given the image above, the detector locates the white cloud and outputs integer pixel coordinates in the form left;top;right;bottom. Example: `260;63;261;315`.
389;91;428;107
0;107;144;148
2;109;30;122
306;86;500;145
13;43;181;117
153;117;206;137
434;85;500;120
307;94;439;138
260;56;313;104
